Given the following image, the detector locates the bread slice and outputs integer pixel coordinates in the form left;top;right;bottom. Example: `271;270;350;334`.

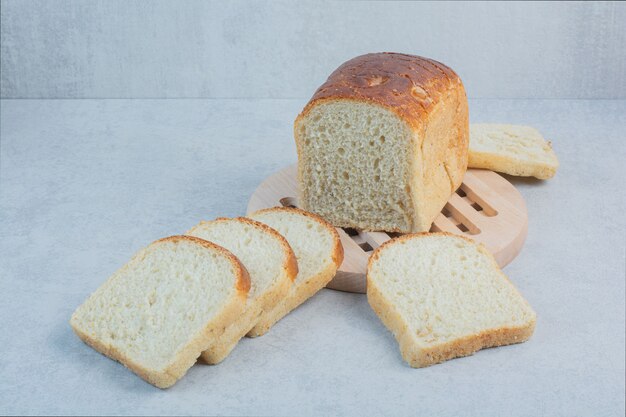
367;232;536;368
185;217;297;363
70;235;250;388
246;207;343;337
295;53;469;233
469;123;559;179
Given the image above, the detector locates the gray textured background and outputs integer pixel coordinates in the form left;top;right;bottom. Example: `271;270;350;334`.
1;0;625;99
1;98;625;416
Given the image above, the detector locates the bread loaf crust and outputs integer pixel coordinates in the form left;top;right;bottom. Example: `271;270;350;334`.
297;52;466;134
295;53;469;233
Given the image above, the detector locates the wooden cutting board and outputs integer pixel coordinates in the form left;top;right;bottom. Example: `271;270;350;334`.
247;164;528;293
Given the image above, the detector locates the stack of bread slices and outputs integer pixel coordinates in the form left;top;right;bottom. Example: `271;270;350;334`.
70;207;343;388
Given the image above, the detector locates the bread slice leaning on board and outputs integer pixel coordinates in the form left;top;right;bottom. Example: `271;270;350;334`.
186;217;297;364
294;52;469;234
367;232;536;368
246;207;343;337
70;235;250;388
469;123;559;179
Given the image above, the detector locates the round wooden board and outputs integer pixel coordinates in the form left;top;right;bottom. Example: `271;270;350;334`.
247;164;528;293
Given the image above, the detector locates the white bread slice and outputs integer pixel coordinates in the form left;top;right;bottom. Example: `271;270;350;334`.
367;232;536;368
469;123;559;179
185;217;297;363
246;207;343;337
70;235;250;388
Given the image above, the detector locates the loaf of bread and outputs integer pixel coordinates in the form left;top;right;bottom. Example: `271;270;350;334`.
295;52;469;233
186;218;297;363
70;236;250;388
367;233;536;368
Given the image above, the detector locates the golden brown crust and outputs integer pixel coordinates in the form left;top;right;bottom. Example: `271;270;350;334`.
160;235;251;296
296;52;465;133
367;231;536;368
250;206;344;268
294;53;469;233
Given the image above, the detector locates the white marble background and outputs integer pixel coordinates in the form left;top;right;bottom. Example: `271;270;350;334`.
1;98;625;416
1;0;625;99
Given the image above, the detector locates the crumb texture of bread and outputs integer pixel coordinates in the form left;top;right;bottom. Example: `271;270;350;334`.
246;207;343;337
69;235;249;388
367;233;536;368
186;217;296;363
295;52;469;233
469;123;559;179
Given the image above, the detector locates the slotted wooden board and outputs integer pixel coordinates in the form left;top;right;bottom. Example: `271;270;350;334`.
247;164;528;293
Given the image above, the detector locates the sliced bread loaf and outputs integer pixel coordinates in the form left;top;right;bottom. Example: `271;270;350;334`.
70;235;250;388
186;217;297;363
469;123;559;179
295;53;469;233
246;207;343;337
367;232;536;368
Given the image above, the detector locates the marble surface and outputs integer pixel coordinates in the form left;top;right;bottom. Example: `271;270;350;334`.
0;99;624;416
2;1;625;99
